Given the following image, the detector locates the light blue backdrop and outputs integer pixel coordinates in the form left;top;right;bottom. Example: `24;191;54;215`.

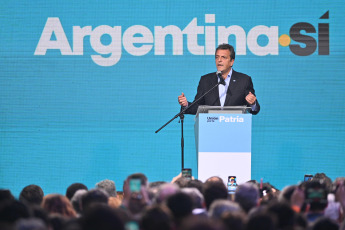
1;1;344;196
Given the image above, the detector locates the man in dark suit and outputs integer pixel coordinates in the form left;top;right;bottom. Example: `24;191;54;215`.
178;43;260;115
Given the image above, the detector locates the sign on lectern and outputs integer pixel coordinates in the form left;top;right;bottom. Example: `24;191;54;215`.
194;106;252;185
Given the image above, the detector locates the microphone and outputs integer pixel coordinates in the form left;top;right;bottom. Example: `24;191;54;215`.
217;71;225;85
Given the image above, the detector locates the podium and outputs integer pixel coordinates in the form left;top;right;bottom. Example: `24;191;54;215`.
194;106;252;184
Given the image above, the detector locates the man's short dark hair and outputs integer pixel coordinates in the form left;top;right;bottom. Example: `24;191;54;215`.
234;182;259;213
19;184;44;206
166;192;193;220
216;43;235;60
81;204;125;230
186;179;204;194
0;200;30;223
266;201;295;230
203;181;228;210
0;189;15;202
81;189;109;213
66;183;88;200
311;217;339;230
140;205;173;230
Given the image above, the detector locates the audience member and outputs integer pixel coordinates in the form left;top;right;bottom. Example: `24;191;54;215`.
140;205;173;230
65;183;88;200
310;217;339;230
81;204;125;230
304;180;328;224
148;181;166;201
205;176;224;184
81;189;109;214
245;211;277;230
154;183;179;204
182;187;206;216
0;200;30;224
15;218;47;230
122;173;150;217
187;179;204;194
203;181;228;210
266;201;295;230
166;192;194;226
180;216;226;230
41;194;76;218
70;189;87;215
0;189;15;202
95;179;117;197
19;184;44;206
209;200;242;219
235;183;259;213
221;212;246;230
278;185;297;203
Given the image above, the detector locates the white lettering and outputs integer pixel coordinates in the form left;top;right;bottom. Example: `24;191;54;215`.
123;25;153;56
34;15;281;66
247;25;278;56
34;17;73;55
218;26;247;55
90;25;122;67
72;26;92;55
182;18;204;55
154;26;183;55
219;116;244;123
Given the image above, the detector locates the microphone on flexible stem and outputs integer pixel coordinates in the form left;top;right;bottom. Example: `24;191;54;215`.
217;71;225;85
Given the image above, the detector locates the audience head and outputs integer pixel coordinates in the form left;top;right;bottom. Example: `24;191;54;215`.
166;192;193;222
0;200;30;224
154;183;179;204
66;183;88;200
235;182;259;213
278;185;297;203
312;173;332;193
209;200;242;219
41;194;76;218
245;211;277;230
174;177;190;188
0;189;14;202
140;205;173;230
180;216;226;230
203;181;228;210
221;212;246;230
187;179;204;194
19;184;44;206
181;187;204;209
266;201;295;230
311;217;339;230
304;180;328;212
205;176;224;184
15;218;47;230
70;189;87;215
95;179;117;197
81;204;125;230
81;189;109;213
148;181;166;200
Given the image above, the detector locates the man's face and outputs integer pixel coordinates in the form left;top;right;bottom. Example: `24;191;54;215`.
215;49;234;75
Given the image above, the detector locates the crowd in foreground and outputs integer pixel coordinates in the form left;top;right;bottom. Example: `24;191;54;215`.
0;172;344;230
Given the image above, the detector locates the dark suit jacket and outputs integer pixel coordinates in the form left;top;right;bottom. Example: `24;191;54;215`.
184;70;260;115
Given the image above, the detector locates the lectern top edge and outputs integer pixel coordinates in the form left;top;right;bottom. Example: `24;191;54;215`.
196;105;251;118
